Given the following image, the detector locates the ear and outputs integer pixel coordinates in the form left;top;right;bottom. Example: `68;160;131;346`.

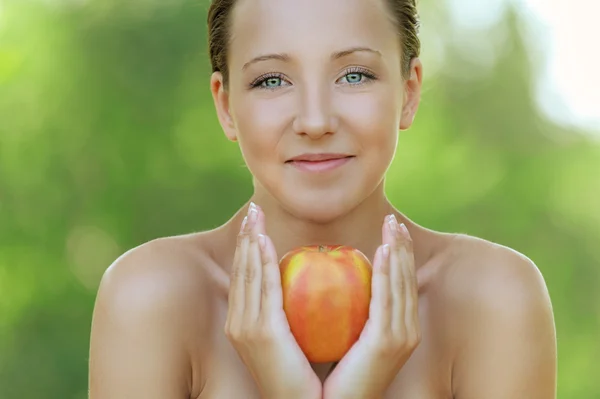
399;58;423;131
210;72;238;142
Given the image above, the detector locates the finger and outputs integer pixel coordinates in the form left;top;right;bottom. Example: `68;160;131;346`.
244;206;262;324
382;214;395;246
387;215;405;336
398;223;418;332
228;215;250;332
258;233;284;320
369;244;391;329
253;203;267;235
227;216;247;311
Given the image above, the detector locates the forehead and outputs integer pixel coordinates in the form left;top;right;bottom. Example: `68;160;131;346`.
229;0;399;65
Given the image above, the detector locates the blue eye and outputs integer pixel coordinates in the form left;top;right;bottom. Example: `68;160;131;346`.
262;77;282;88
251;73;289;90
250;68;377;90
344;73;363;84
338;68;377;85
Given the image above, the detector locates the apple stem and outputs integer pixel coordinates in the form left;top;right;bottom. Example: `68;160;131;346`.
319;245;326;252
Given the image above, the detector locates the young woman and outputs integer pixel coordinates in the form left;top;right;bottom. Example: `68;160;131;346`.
89;0;557;397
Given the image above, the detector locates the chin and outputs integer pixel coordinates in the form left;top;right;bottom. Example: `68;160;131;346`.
254;162;386;224
278;187;362;225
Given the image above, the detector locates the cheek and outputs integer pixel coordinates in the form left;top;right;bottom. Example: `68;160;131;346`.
336;87;400;153
232;95;292;164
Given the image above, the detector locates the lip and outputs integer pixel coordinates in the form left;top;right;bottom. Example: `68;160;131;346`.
287;153;354;162
287;156;354;173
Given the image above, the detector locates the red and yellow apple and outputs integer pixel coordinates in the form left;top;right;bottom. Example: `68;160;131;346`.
279;245;372;363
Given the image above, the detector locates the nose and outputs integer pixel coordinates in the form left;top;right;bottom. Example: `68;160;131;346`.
292;84;338;139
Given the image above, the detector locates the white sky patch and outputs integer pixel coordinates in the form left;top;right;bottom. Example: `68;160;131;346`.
446;0;600;135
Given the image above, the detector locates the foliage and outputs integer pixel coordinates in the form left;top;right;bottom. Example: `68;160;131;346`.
0;0;598;397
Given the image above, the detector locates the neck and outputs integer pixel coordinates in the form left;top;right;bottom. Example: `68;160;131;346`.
217;179;438;272
213;182;439;293
249;183;393;262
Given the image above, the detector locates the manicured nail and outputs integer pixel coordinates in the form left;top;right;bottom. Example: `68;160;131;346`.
248;205;258;225
388;215;397;236
248;202;256;214
258;234;266;249
399;223;410;238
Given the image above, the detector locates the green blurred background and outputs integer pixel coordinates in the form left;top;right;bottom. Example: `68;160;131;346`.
1;0;598;397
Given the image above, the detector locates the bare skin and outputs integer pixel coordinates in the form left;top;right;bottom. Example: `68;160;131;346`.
89;0;557;397
89;204;556;398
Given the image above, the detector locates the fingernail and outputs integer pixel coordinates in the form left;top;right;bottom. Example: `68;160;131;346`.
382;244;390;258
248;202;256;215
240;216;248;233
399;223;410;238
248;206;258;225
258;234;266;249
387;216;397;236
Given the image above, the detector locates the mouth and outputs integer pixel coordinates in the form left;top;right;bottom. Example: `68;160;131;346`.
285;155;355;173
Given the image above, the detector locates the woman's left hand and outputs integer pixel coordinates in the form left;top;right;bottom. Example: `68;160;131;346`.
322;214;421;399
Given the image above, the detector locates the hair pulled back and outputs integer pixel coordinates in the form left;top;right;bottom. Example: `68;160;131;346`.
207;0;420;88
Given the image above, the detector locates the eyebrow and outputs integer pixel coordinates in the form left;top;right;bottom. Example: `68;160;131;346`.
241;46;382;71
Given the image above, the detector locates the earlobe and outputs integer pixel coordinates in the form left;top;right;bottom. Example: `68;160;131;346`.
210;72;238;142
399;109;416;131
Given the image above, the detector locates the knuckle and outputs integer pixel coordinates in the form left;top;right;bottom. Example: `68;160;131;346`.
407;337;419;349
396;340;412;354
254;325;274;343
245;324;274;344
370;326;421;357
231;267;243;281
409;330;422;347
242;328;257;342
244;267;256;285
399;232;413;246
261;252;271;268
382;293;393;311
236;232;247;247
248;232;258;244
373;331;394;352
261;278;274;296
398;240;413;259
380;259;391;276
225;326;240;342
238;328;252;343
411;273;418;287
390;328;409;350
397;279;406;296
402;336;415;349
390;335;406;351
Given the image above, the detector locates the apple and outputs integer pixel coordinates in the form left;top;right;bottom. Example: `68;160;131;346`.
279;244;372;363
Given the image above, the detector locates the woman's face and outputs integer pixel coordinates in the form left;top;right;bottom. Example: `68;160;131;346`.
211;0;422;222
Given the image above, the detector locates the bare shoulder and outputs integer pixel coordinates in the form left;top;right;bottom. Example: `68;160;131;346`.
439;234;552;314
89;233;224;398
95;234;217;330
435;234;557;398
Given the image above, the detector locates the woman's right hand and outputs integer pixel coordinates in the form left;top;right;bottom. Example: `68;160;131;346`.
225;202;322;399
